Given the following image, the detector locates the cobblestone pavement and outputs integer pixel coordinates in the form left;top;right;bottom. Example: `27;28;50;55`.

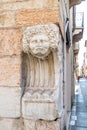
69;78;87;130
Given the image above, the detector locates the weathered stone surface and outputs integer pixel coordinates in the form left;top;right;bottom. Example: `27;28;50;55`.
22;24;63;120
0;56;21;87
0;29;22;56
0;0;58;11
0;12;15;27
0;87;21;118
36;120;60;130
24;119;36;130
22;99;58;120
16;8;64;37
0;118;23;130
16;9;59;26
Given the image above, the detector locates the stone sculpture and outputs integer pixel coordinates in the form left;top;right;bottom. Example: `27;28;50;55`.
22;24;63;120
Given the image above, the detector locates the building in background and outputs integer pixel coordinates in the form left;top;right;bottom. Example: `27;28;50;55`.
72;6;84;81
81;40;87;77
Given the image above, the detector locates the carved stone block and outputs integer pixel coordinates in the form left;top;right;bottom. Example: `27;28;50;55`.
22;24;63;120
22;95;58;120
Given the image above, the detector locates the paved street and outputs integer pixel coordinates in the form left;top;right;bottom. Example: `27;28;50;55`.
69;78;87;130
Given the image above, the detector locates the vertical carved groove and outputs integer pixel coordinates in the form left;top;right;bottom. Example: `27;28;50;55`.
48;55;50;89
39;59;42;89
50;53;54;90
23;49;60;92
49;53;54;89
34;58;40;89
39;59;44;89
29;54;35;88
53;52;59;89
43;60;45;89
44;58;49;89
26;57;30;88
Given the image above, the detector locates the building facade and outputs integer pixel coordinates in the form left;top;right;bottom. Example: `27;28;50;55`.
0;0;84;130
81;40;87;77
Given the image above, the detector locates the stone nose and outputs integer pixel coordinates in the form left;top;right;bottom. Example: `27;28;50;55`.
38;40;42;46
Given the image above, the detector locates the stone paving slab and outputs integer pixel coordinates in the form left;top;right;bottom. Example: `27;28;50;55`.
77;112;87;119
76;119;87;127
80;80;87;106
76;127;87;130
68;125;76;130
76;105;87;112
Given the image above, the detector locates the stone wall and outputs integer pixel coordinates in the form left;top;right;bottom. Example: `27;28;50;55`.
0;0;70;130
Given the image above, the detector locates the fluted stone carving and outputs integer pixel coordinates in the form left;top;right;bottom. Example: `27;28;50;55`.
22;24;63;120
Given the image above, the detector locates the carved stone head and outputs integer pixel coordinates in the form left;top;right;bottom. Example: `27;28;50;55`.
29;33;50;59
23;24;59;59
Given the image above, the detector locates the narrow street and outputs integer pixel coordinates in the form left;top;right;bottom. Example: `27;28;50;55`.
69;78;87;130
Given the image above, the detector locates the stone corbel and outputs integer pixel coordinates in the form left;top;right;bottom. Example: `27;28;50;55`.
22;24;63;120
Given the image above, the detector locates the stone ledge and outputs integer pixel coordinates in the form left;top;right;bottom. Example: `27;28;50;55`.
22;92;59;120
